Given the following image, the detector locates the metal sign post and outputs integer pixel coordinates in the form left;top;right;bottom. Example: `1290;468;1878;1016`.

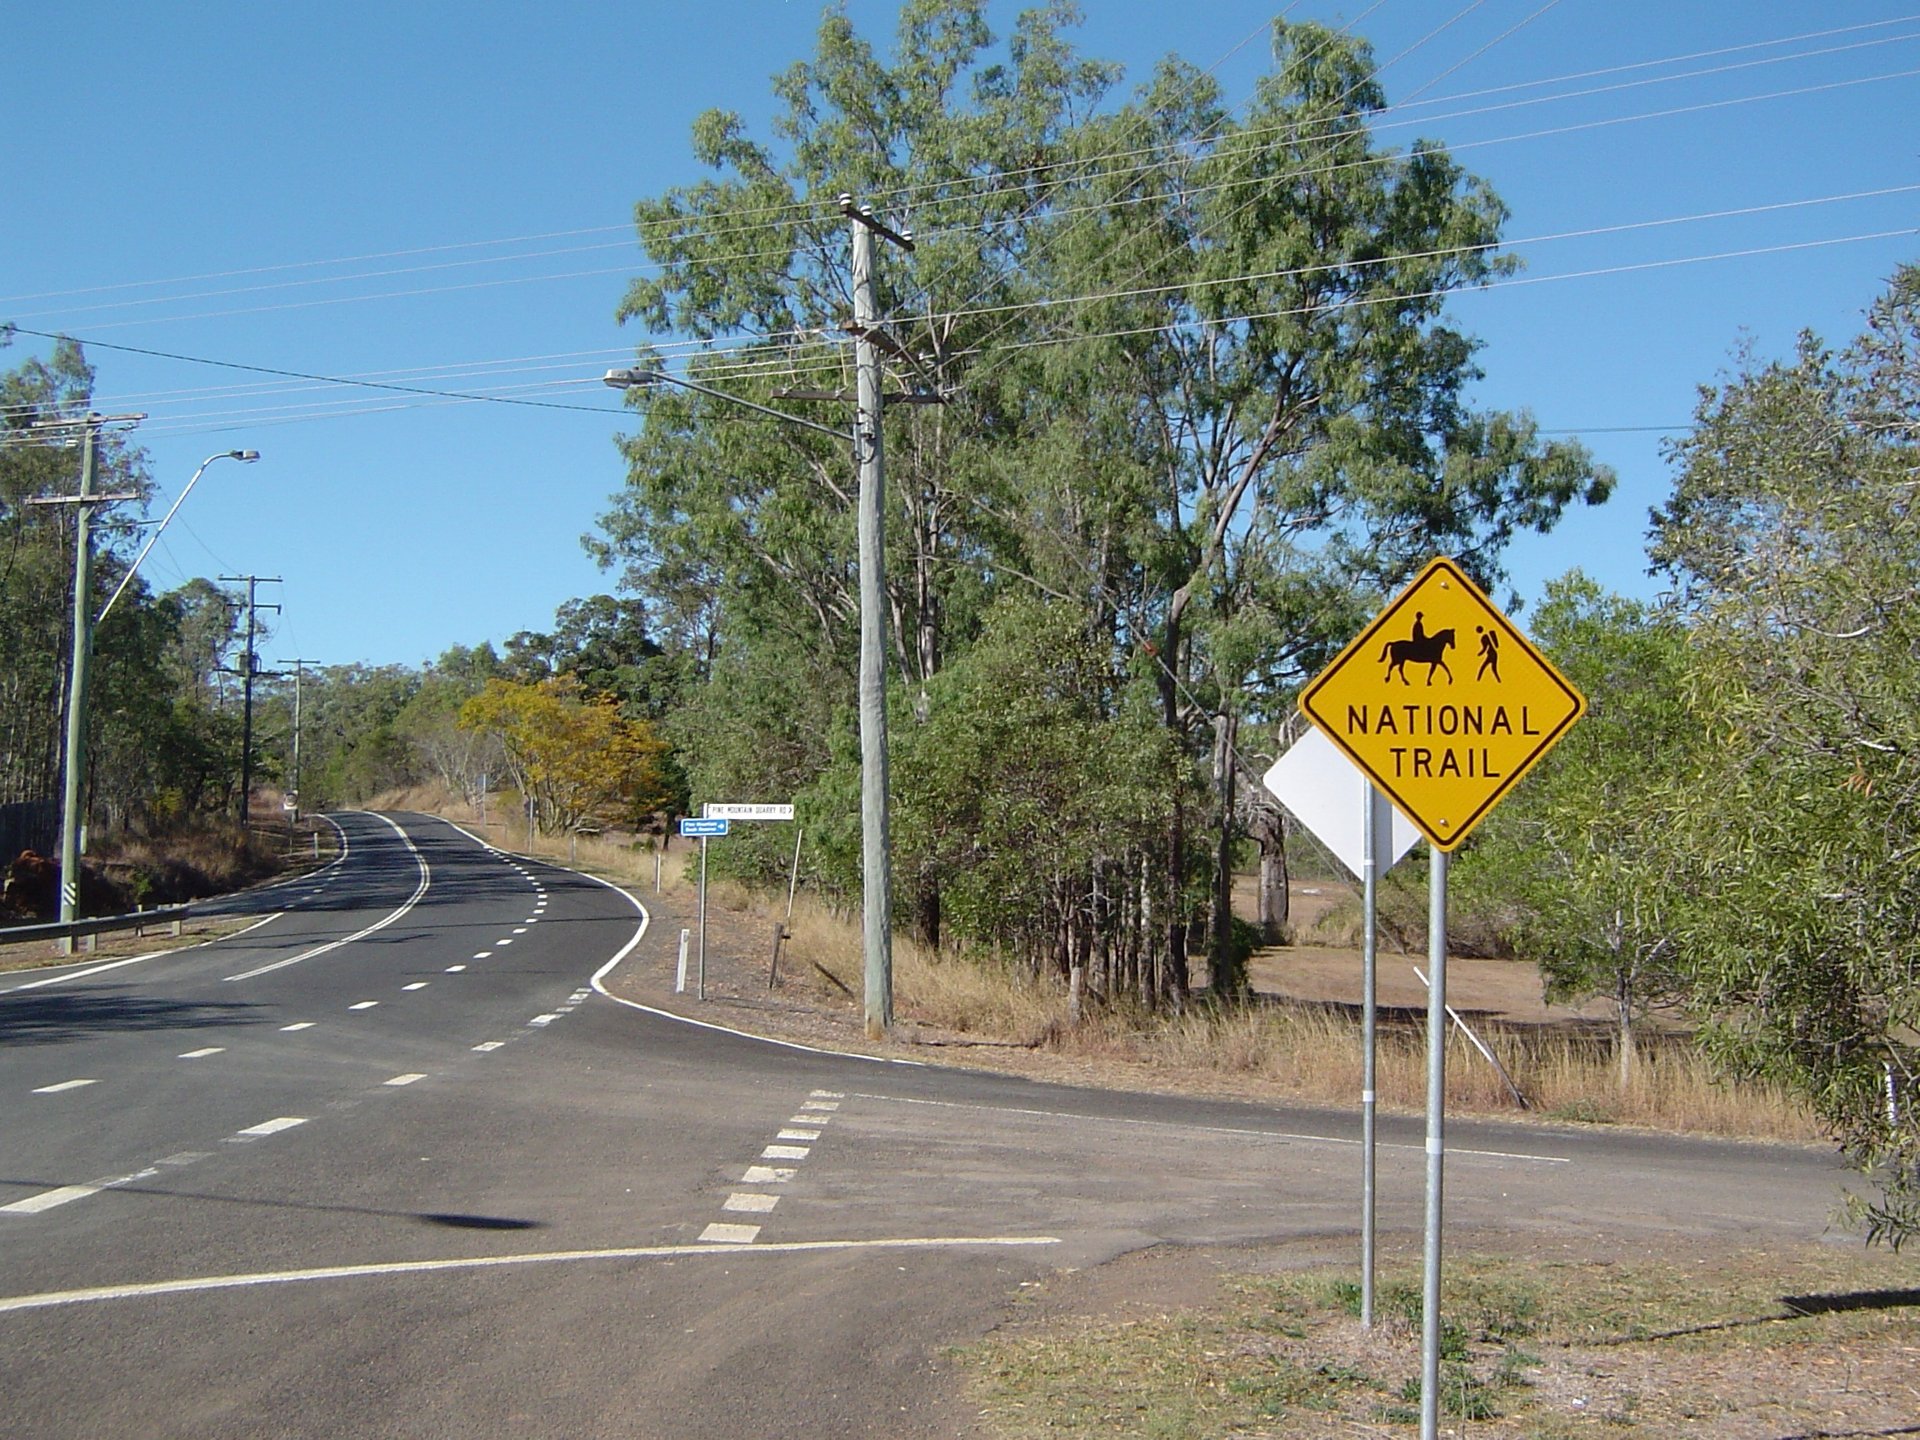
1295;557;1586;1440
678;814;732;1001
1263;730;1417;1326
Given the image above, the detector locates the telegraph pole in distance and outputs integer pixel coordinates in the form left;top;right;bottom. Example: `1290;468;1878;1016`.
220;575;281;832
843;194;915;1041
280;658;321;822
17;411;145;948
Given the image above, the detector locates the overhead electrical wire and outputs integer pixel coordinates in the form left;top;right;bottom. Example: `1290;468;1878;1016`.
49;202;1913;441
7;14;1912;331
7;16;1915;438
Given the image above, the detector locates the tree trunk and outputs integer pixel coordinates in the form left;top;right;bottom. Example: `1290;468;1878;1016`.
1209;710;1243;997
1254;809;1289;942
1616;967;1636;1091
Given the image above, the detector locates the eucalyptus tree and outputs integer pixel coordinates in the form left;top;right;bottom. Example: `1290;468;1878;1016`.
1454;575;1699;1087
601;3;1611;1006
974;23;1611;995
1651;265;1920;1244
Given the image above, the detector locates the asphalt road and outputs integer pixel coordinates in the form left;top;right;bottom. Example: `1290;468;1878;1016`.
0;812;1852;1438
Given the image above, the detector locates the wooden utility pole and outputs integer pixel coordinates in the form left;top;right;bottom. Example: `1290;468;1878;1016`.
220;575;280;830
843;194;915;1040
16;411;144;950
281;658;321;821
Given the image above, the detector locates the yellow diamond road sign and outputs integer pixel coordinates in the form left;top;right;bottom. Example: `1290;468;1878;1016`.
1298;556;1585;852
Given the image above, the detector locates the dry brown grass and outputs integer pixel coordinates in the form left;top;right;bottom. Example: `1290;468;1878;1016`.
383;786;1817;1144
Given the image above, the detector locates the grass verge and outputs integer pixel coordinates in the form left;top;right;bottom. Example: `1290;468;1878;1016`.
964;1242;1920;1437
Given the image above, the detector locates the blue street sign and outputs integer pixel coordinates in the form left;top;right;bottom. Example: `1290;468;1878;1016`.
679;817;730;837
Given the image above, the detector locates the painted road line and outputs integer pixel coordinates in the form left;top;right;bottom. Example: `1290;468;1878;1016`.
761;1144;809;1160
32;1080;97;1095
776;1128;821;1142
800;1100;840;1113
224;813;431;982
0;1236;1064;1313
789;1114;830;1126
810;1090;844;1098
1;1185;102;1215
233;1117;307;1139
349;1001;379;1011
178;1048;225;1060
472;951;491;959
512;927;528;935
698;1222;761;1244
402;982;429;991
384;1074;426;1087
445;965;467;973
472;1042;504;1052
740;1166;796;1184
280;1022;316;1032
496;938;514;946
723;1193;779;1214
0;911;284;995
529;1014;559;1026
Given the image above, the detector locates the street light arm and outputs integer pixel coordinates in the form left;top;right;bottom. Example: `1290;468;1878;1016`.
602;368;846;442
97;449;257;625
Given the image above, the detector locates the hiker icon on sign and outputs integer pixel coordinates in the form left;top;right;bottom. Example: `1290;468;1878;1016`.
1380;609;1455;686
1475;625;1501;682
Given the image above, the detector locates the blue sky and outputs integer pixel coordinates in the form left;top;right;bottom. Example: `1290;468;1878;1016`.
5;2;1916;669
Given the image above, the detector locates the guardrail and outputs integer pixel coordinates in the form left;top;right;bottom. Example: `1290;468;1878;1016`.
0;904;193;952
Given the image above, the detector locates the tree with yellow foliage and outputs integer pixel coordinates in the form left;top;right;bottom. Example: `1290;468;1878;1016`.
458;677;668;835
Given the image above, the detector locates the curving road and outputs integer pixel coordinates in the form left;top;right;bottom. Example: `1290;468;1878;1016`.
0;812;1849;1438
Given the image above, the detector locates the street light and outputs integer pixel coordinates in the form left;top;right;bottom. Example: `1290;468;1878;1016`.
97;449;259;625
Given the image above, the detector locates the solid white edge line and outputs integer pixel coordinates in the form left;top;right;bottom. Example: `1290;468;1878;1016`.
434;817;1563;1147
430;817;919;1069
1;812;354;995
547;852;927;1069
2;910;285;994
223;813;431;982
0;1236;1062;1314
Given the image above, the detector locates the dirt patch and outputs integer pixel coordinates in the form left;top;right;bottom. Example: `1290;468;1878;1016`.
1246;877;1681;1034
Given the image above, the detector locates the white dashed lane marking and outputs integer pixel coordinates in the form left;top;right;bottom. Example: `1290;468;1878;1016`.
384;1074;426;1087
402;982;429;991
1;1186;101;1215
32;1080;96;1095
473;1041;504;1052
280;1022;315;1032
233;1117;307;1139
723;1193;778;1214
349;1001;379;1011
445;965;466;973
178;1048;224;1060
698;1222;761;1244
760;1144;809;1160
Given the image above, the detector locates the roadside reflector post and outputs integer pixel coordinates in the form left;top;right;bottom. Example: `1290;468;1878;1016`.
675;929;690;994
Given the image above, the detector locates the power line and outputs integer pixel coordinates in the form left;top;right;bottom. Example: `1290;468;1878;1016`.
10;15;1911;331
